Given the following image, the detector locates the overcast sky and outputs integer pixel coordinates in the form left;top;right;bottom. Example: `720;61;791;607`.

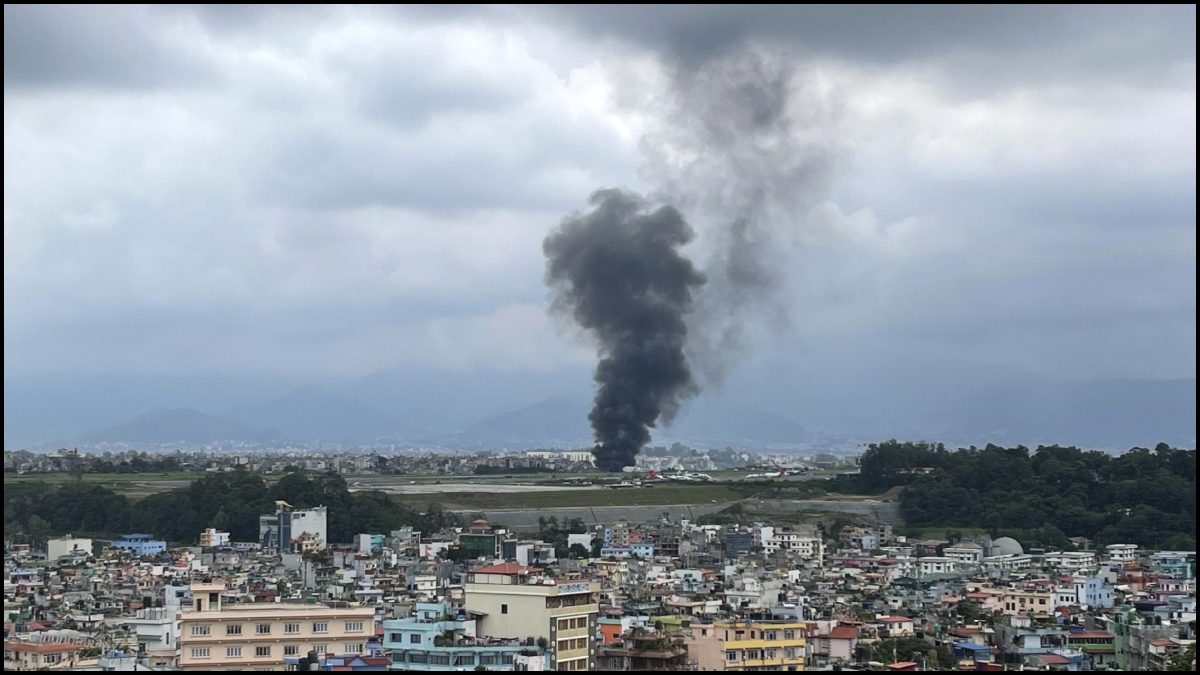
5;5;1195;390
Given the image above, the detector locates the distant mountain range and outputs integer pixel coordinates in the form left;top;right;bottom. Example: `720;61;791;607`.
83;409;276;444
222;386;407;442
10;373;1195;450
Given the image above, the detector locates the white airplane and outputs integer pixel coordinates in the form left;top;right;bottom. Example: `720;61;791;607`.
649;470;711;482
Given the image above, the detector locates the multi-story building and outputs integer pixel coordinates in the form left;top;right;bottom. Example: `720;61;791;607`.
121;607;181;667
463;563;599;671
763;530;824;563
200;528;231;548
3;632;90;670
259;502;328;552
686;620;807;671
1042;551;1097;571
110;534;167;557
943;543;984;566
178;581;374;671
46;536;92;561
382;601;546;671
1104;544;1138;563
597;632;689;671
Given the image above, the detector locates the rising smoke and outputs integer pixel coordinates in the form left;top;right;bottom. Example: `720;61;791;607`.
545;49;836;470
543;189;705;472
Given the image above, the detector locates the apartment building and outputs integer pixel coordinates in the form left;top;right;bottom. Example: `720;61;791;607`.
259;502;328;553
178;581;375;671
463;563;599;671
382;601;546;671
687;620;807;671
763;531;824;563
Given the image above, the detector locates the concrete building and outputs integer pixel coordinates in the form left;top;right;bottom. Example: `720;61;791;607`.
686;620;807;671
382;601;546;671
121;607;181;666
178;581;374;671
463;563;599;671
200;528;230;548
763;530;824;563
3;632;90;670
356;533;385;554
943;543;984;565
46;536;92;561
110;534;167;557
918;557;956;577
1105;544;1139;563
260;501;328;552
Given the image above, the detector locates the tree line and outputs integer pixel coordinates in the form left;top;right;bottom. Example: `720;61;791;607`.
857;440;1196;550
4;469;460;547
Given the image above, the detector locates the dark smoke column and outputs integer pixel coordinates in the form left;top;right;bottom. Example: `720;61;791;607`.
544;189;705;472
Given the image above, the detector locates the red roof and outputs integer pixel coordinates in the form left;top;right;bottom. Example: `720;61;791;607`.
879;616;912;623
361;657;391;666
827;626;860;640
1039;655;1070;665
471;562;538;575
888;662;918;670
1150;639;1174;647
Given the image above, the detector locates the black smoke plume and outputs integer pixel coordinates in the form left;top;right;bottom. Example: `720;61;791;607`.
543;189;705;472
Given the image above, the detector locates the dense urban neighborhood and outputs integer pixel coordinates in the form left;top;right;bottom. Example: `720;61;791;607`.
3;443;1195;671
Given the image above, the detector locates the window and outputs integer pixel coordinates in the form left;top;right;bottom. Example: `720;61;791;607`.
344;643;363;654
313;622;328;633
766;649;777;659
227;647;242;657
44;654;61;665
429;654;450;665
191;625;211;636
454;655;475;667
746;649;760;660
784;630;795;640
227;624;243;635
345;621;364;632
256;623;271;634
727;651;738;661
191;648;210;658
501;604;508;614
388;633;402;643
410;633;422;644
284;623;300;634
501;654;514;665
312;645;327;656
785;648;796;658
284;646;299;656
408;653;428;664
255;646;271;657
766;631;778;641
480;654;501;665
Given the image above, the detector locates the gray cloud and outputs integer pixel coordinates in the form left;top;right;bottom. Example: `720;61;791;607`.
3;5;1194;446
535;6;1195;82
3;5;217;90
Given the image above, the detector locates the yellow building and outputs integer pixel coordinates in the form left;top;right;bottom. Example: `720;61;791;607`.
464;563;599;671
687;620;807;671
178;581;375;671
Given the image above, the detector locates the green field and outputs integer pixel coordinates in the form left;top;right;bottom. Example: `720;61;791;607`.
390;483;766;511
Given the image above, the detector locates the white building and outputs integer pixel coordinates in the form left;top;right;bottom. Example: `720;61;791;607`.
944;543;985;565
1054;575;1114;609
121;607;180;664
47;536;92;561
259;502;328;552
1104;544;1138;563
918;557;956;576
1043;551;1097;571
763;532;824;562
199;529;230;548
